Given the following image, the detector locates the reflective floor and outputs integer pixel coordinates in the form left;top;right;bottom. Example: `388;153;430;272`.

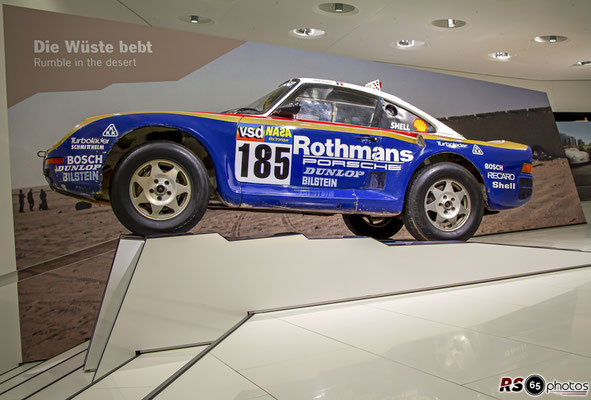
183;267;591;399
153;214;591;399
471;201;591;251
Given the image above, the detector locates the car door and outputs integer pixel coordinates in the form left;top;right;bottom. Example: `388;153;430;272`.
353;99;436;213
235;84;383;212
288;85;383;192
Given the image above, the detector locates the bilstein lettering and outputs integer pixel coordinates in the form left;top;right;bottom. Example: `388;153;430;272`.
63;171;100;182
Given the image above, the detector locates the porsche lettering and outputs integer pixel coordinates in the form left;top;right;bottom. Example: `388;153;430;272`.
303;158;402;171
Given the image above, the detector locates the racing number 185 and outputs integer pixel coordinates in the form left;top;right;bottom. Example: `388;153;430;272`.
236;142;292;184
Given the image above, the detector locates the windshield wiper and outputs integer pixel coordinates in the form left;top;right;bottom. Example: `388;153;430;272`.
223;107;261;114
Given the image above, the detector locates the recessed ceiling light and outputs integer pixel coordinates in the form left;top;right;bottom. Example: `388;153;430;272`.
390;40;425;50
489;51;511;61
397;39;415;48
290;28;326;38
576;61;591;66
431;18;467;28
180;15;213;24
317;3;357;14
534;35;568;43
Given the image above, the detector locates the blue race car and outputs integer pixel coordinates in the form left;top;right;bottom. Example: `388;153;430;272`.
43;78;533;240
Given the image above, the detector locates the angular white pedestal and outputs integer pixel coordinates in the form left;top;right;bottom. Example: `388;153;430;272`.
87;234;591;383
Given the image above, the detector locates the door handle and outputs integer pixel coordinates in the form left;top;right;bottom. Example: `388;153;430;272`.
355;135;378;143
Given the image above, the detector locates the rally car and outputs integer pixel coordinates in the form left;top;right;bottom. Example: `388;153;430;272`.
42;78;533;240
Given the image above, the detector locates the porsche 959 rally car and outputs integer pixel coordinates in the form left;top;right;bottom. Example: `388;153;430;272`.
42;78;533;240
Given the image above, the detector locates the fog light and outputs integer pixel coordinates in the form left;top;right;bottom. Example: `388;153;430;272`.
46;157;64;165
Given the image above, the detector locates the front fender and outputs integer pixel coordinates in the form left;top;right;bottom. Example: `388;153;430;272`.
45;112;244;204
403;138;532;211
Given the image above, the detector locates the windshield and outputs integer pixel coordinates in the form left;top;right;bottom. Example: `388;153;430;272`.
224;79;299;115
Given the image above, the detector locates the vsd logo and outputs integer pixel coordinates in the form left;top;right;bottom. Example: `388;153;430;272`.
236;125;265;142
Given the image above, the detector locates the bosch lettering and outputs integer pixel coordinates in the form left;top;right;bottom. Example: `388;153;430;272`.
66;155;103;165
485;163;504;171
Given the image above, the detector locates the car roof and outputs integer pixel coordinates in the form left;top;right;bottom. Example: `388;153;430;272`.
293;78;464;139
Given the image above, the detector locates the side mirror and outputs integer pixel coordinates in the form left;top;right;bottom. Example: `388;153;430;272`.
272;101;300;119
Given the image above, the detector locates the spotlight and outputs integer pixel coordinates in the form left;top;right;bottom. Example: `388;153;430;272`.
489;51;511;60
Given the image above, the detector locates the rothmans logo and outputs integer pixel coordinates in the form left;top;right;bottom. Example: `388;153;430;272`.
102;123;119;137
293;135;413;163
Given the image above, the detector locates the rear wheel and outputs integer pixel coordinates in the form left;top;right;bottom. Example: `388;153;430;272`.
342;215;404;239
403;162;483;241
110;141;209;236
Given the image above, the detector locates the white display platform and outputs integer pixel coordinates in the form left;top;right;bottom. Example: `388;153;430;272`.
5;232;591;399
85;233;591;387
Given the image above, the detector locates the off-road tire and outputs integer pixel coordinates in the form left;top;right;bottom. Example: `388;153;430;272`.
403;162;483;241
110;141;209;236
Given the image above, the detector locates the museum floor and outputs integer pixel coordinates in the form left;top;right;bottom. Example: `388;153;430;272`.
2;204;591;399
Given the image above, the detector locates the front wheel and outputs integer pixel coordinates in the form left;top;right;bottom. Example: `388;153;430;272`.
403;162;483;241
110;141;210;236
342;215;404;239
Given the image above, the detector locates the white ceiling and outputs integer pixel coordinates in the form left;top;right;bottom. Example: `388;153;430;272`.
5;0;591;81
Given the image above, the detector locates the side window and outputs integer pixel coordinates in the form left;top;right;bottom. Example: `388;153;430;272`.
288;85;378;128
376;101;436;133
